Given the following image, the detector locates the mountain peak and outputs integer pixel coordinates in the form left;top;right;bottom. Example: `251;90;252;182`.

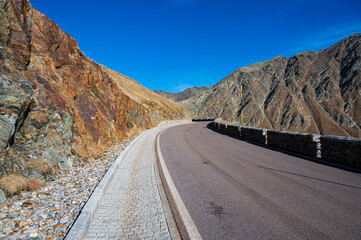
181;34;361;138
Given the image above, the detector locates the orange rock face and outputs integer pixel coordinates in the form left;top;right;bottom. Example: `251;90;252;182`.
27;9;151;155
0;0;183;175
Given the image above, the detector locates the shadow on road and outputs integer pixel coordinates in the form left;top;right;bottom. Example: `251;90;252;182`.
258;166;361;190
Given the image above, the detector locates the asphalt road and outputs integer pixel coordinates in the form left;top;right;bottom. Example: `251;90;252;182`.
159;122;361;240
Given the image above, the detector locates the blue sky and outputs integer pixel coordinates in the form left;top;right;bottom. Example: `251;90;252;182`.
31;0;361;92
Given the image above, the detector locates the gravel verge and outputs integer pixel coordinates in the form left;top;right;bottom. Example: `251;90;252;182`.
0;137;135;240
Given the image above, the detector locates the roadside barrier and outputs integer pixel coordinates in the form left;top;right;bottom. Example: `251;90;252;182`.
212;121;361;170
192;118;215;122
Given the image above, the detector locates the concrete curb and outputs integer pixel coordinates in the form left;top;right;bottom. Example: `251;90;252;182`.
65;128;154;240
156;129;203;240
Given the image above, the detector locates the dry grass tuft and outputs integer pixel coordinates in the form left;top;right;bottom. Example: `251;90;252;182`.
26;159;53;177
0;174;29;196
0;174;44;196
28;179;44;191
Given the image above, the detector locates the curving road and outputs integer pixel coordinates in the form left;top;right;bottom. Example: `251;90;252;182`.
159;122;361;240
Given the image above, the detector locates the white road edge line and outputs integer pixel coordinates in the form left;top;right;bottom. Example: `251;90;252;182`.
157;129;203;240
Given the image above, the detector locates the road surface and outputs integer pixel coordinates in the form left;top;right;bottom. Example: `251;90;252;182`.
159;122;361;240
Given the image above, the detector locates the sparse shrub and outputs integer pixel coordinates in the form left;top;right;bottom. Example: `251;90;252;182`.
0;174;29;196
26;159;53;178
0;174;44;197
28;178;44;191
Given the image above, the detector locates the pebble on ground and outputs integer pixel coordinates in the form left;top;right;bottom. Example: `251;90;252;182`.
0;137;135;240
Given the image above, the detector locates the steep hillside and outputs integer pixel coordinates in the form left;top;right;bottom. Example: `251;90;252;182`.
181;34;361;138
153;86;208;102
102;66;184;125
0;0;183;177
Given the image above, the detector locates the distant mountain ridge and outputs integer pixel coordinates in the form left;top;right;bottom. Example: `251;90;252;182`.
153;86;209;102
180;34;361;138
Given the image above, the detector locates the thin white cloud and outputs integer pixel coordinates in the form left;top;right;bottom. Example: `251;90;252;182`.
283;22;361;56
167;68;214;92
170;83;194;92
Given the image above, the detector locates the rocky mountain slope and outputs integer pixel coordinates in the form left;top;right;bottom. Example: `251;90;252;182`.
153;86;208;102
181;34;361;138
102;66;183;124
0;0;183;178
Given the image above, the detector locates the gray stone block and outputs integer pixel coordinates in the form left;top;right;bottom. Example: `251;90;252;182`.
267;130;318;158
240;127;267;144
320;136;361;169
0;187;6;205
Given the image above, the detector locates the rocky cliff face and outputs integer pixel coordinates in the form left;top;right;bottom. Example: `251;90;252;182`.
0;0;183;177
181;34;361;138
153;86;208;102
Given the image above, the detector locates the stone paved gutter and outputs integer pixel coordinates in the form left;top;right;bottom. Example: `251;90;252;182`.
66;120;189;240
0;141;133;239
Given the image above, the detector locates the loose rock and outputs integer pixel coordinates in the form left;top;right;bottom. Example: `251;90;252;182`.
0;138;134;239
0;189;6;205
